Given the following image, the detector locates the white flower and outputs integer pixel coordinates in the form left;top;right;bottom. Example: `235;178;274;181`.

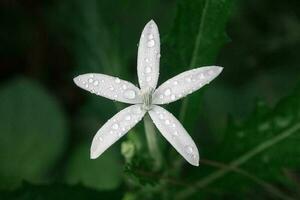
73;20;223;166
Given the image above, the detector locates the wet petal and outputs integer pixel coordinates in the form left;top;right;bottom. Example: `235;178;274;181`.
148;105;199;166
73;73;142;104
152;66;223;104
137;20;160;90
90;104;146;159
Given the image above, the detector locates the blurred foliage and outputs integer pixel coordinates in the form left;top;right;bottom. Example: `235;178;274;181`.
1;0;300;199
0;78;67;189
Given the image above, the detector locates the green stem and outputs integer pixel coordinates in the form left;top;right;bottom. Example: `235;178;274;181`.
144;114;162;169
176;123;300;199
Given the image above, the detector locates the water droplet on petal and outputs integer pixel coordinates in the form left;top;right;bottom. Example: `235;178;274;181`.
199;73;205;79
88;78;93;83
112;123;119;130
109;86;114;91
145;58;150;63
125;115;131;121
124;89;136;99
146;76;152;82
148;34;154;40
185;146;194;154
173;131;178;136
145;67;152;73
171;94;176;100
157;53;161;58
93;80;99;86
165;119;170;125
164;89;171;96
122;84;127;90
147;40;155;47
85;84;89;88
173;81;178;85
115;78;121;83
159;95;164;99
159;114;164;119
171;123;176;128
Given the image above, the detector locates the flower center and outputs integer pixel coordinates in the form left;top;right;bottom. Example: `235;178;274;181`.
141;87;154;111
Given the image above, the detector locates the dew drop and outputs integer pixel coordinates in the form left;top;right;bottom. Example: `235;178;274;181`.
122;84;127;90
145;67;152;73
145;58;150;63
165;119;170;125
112;123;119;130
146;76;152;82
157;53;161;58
93;80;99;86
89;74;94;78
125;115;131;121
164;88;171;96
113;94;118;98
159;95;163;99
171;123;176;128
85;84;89;88
109;86;114;91
173;131;178;136
171;94;176;100
199;73;205;79
124;89;136;99
185;146;194;154
88;78;93;83
148;34;154;40
159;114;164;119
147;40;155;47
115;78;121;83
173;81;178;85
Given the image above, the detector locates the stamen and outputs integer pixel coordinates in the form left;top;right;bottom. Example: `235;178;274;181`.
141;87;154;111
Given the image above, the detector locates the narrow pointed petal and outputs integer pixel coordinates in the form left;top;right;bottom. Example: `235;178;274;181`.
137;20;160;90
148;105;199;166
73;73;142;104
90;105;146;159
152;66;223;104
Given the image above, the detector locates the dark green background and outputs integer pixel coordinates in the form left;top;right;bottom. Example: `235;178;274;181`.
1;0;300;199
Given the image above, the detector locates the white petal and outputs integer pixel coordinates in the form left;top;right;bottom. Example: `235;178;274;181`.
137;20;160;90
152;66;223;104
90;104;146;159
148;105;199;166
73;73;142;104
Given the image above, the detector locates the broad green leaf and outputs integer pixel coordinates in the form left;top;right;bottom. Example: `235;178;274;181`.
162;0;233;131
177;84;300;199
64;142;123;190
0;78;68;189
0;182;122;200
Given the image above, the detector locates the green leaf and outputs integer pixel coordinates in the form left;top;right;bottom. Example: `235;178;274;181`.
64;142;123;190
162;0;233;131
0;78;68;189
177;84;300;199
0;182;122;200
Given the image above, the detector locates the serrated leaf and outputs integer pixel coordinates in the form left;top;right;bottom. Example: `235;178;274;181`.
0;78;68;189
178;84;300;199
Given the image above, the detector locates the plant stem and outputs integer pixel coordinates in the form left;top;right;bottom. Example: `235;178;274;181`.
176;123;300;199
144;114;162;169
